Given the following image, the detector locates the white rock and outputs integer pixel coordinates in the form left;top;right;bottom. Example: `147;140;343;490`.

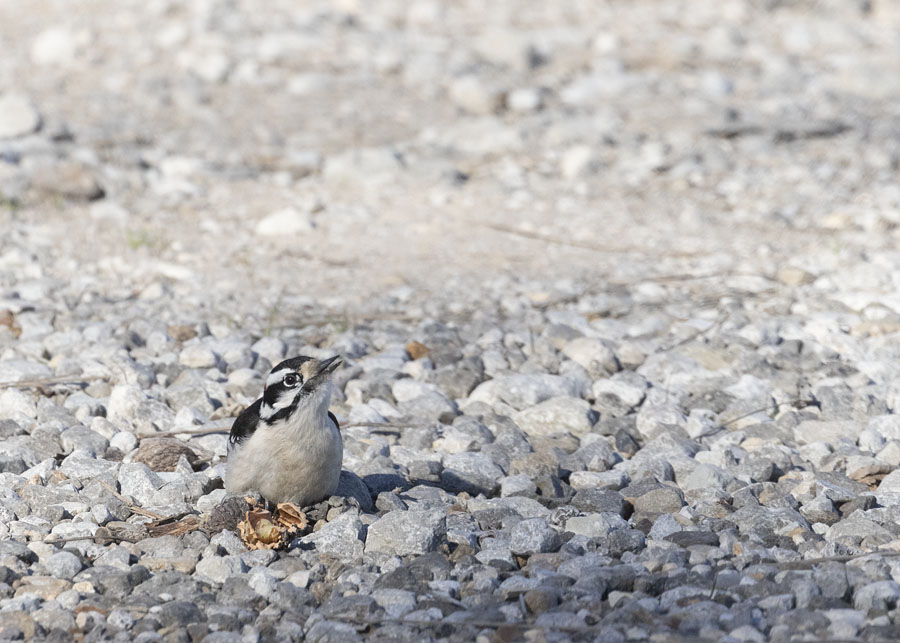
500;474;537;497
372;588;417;618
0;359;51;382
179;344;219;369
0;95;41;139
365;509;447;557
195;555;248;584
285;570;311;589
303;510;366;559
248;568;279;597
685;409;719;439
348;403;388;425
287;73;331;95
469;374;582;411
565;512;628;538
591;378;646;408
109;431;138;454
196;489;228;513
561;145;597;179
90;417;120;440
0;388;37;420
473;29;533;69
858;428;886;454
252;337;286;365
184;50;231;83
106;385;143;424
569;470;629;491
725;374;773;400
794;421;862;446
50;521;98;539
562;337;618;376
878;441;900;467
392;379;438;403
449;75;500;115
31;26;78;66
255;207;315;237
434;117;522;157
322;147;402;187
560;72;626;106
512;396;595;437
869;415;900;442
44;551;83;580
432;426;479;455
877;470;900;493
635;403;687;440
506;87;542;113
118;463;164;506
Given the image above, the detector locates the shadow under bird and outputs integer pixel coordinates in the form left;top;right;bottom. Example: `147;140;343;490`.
225;355;343;505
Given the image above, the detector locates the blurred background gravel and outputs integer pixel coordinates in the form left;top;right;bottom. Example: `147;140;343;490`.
2;0;900;320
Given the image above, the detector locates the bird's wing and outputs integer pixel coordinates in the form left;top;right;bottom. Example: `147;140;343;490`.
229;398;262;447
328;411;340;432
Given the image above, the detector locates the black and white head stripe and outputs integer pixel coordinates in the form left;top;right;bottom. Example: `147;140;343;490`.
228;354;343;448
259;355;341;423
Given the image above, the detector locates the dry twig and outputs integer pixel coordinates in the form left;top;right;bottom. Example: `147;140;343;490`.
717;397;819;430
0;374;106;390
97;479;166;520
476;221;703;258
137;424;231;440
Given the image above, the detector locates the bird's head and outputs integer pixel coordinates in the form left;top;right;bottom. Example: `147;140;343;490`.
259;355;341;423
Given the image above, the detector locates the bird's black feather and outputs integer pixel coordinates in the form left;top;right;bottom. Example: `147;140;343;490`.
329;411;340;432
229;398;262;445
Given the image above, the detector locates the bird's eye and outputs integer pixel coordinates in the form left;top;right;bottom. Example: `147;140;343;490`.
283;373;300;387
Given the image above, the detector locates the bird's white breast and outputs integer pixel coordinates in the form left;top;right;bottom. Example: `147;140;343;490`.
225;385;342;505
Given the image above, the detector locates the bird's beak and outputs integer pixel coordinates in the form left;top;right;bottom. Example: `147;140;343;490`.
316;356;342;377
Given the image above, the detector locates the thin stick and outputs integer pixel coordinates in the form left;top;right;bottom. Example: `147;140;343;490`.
340;421;433;430
717;398;818;430
318;613;596;635
97;480;166;520
662;312;728;352
725;548;900;572
137;425;230;440
0;374;106;389
476;220;703;258
43;534;139;545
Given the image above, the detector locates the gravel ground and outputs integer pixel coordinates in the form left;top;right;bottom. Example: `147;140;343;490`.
4;1;900;641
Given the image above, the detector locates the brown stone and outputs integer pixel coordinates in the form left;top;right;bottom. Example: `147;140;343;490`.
405;340;430;360
14;576;71;600
133;438;199;472
31;161;104;201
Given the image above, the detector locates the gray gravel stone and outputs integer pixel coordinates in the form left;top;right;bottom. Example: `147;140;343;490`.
561;337;619;376
194;555;248;584
335;470;375;512
509;518;561;556
0;94;41;138
564;512;628;538
118;463;164;506
59;425;109;457
44;551;83;580
440;452;504;496
512;396;597;437
500;474;537;497
624;482;685;514
853;580;900;612
365;509;446;557
469;374;582;410
303;510;367;559
371;588;416;618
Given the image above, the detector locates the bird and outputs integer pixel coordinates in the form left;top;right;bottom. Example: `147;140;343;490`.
225;355;343;506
